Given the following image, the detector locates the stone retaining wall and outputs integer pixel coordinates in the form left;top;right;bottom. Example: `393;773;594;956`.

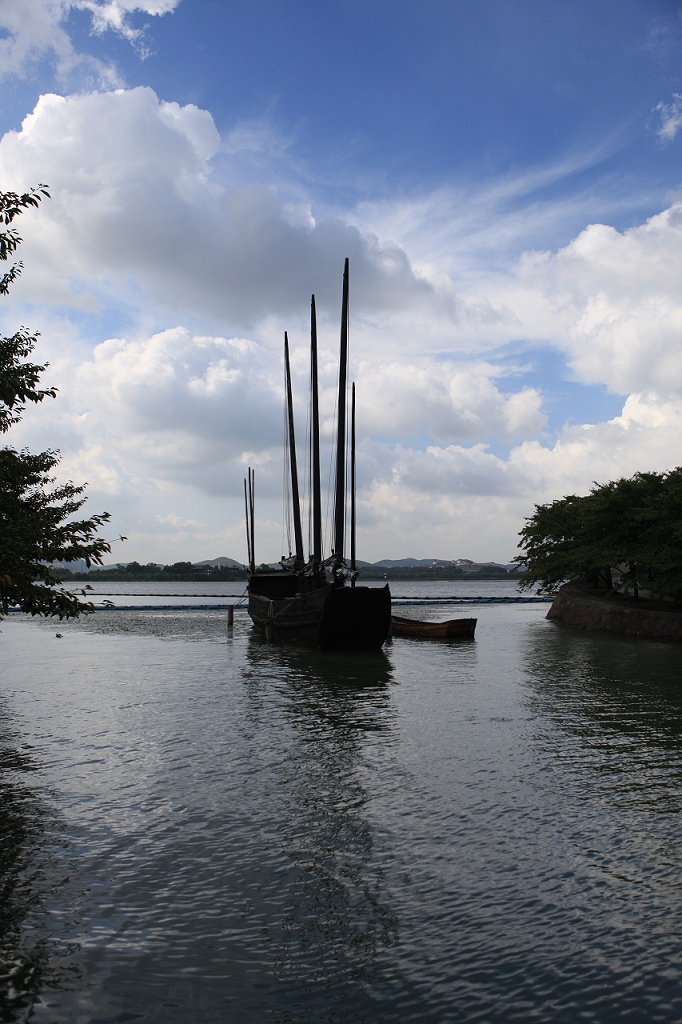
547;582;682;642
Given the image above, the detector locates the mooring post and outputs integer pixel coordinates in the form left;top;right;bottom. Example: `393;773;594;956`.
265;621;274;643
227;604;234;627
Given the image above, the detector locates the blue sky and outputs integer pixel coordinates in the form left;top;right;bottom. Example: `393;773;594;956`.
1;0;682;564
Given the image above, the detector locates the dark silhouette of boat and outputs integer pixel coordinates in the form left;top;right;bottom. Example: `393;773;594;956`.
390;615;477;639
245;260;391;649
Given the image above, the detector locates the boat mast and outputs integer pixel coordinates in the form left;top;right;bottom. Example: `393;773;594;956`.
244;476;252;573
350;381;356;586
310;296;322;572
245;467;255;574
333;258;349;578
284;332;304;568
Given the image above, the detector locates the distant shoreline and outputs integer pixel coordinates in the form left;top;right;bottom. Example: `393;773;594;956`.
62;566;523;584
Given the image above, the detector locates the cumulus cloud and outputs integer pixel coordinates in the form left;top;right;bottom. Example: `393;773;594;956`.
65;327;284;495
12;307;681;565
356;360;546;443
368;392;682;506
17;323;549;511
350;390;682;561
3;81;682;562
14;83;682;398
0;88;437;336
505;204;682;397
4;308;551;564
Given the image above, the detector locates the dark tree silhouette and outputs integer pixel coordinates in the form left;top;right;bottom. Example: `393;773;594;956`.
515;469;682;600
0;185;111;618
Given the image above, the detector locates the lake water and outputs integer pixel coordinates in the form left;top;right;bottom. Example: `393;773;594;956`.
1;581;682;1023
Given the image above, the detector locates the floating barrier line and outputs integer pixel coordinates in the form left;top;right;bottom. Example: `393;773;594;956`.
82;596;551;611
391;596;552;604
74;592;242;598
6;603;237;613
8;595;550;613
70;591;546;600
95;603;237;610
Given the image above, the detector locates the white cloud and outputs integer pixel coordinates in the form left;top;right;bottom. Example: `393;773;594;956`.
67;327;283;494
3;84;682;562
12;306;681;564
0;1;80;81
505;204;682;397
0;88;437;335
356;360;546;443
154;513;203;530
348;135;642;288
77;0;178;37
0;0;179;81
351;391;682;561
654;93;682;142
15;84;681;394
18;325;548;508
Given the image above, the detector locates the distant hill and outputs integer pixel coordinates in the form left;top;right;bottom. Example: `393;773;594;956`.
373;557;516;572
194;556;245;568
375;557;435;567
360;560;521;581
374;557;475;567
63;554;518;578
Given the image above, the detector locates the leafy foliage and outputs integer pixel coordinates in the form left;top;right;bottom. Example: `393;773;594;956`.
515;469;682;600
0;187;58;433
0;185;50;296
0;447;110;617
0;326;57;433
0;185;111;618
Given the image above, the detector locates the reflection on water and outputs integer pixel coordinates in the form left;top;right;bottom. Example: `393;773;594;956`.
240;638;400;1014
71;606;238;643
515;621;682;1018
522;622;682;768
1;608;682;1023
0;703;77;1023
4;613;407;1022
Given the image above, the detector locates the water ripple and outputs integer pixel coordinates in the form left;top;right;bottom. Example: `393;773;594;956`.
1;607;682;1022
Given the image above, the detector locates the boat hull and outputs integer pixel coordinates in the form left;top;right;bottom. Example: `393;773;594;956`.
248;577;392;649
390;615;477;639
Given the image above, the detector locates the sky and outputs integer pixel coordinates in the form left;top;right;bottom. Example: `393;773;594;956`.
1;0;682;566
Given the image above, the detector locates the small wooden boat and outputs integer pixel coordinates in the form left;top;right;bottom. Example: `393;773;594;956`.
390;615;477;639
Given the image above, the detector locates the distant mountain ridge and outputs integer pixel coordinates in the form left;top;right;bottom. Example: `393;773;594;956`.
88;555;517;572
193;556;244;568
367;557;518;572
372;557;516;569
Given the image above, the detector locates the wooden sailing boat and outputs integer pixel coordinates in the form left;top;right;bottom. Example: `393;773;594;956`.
246;260;391;649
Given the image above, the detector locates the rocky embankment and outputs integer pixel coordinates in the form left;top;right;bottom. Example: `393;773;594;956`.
547;581;682;642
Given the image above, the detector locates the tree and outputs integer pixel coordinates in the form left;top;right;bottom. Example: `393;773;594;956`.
515;468;682;600
163;561;194;575
514;492;609;593
0;185;111;619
